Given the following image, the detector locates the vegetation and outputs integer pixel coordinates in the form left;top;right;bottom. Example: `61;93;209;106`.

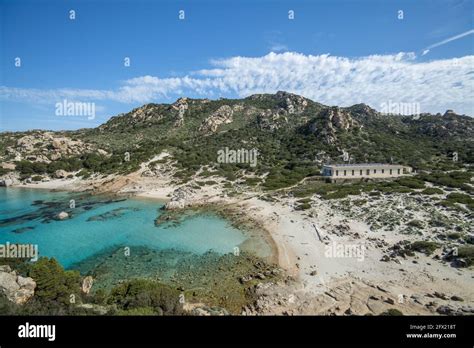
408;241;440;256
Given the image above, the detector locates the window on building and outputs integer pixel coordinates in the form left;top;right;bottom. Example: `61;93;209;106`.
390;169;392;175
352;170;355;176
360;170;363;175
397;169;400;174
344;170;347;176
366;169;370;175
374;169;377;174
382;169;384;174
336;170;339;176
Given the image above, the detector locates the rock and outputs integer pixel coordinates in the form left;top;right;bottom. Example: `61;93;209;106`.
0;178;14;187
0;267;36;305
164;186;196;210
0;265;12;273
172;98;188;127
385;298;395;305
76;303;108;315
11;288;35;305
433;291;448;300
199;105;234;133
0;272;20;293
450;295;464;302
81;276;94;294
309;270;317;276
453;258;468;268
17;276;36;291
436;305;455;315
54;170;68;179
191;306;229;316
239;275;253;284
57;211;69;220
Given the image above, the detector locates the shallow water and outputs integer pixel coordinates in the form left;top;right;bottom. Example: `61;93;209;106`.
0;188;264;269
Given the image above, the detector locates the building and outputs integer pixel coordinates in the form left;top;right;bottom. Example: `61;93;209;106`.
321;163;412;182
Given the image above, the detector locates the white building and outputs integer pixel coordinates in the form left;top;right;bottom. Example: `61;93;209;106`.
322;163;412;182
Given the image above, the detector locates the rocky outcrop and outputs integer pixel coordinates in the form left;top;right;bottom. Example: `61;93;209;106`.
54;170;69;179
6;132;98;163
308;107;360;144
256;109;286;131
0;173;20;187
164;186;196;210
172;98;188;127
190;306;229;316
248;91;309;114
81;276;94;294
0;265;36;305
199;105;233;133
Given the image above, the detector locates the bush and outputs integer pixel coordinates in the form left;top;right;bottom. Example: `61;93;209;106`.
457;246;474;266
31;175;43;182
28;257;81;305
420;188;444;195
407;220;424;229
107;279;185;315
447;232;461;240
295;203;311;210
408;241;439;255
397;177;425;189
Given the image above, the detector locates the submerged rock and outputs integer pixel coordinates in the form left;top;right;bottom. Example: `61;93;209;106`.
57;211;69;220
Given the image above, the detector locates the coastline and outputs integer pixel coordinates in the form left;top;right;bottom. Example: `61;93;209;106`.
7;172;474;315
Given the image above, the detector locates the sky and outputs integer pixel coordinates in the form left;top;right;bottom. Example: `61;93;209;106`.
0;0;473;131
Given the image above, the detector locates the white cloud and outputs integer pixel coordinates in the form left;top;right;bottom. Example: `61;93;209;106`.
1;52;473;115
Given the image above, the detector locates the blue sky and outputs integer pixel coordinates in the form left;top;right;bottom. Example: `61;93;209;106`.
1;0;473;131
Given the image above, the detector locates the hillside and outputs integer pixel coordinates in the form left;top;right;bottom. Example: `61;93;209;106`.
1;91;473;190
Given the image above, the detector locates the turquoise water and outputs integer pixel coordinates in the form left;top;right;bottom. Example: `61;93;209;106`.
0;188;249;268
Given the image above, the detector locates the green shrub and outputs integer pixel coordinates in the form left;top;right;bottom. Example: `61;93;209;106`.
420;187;444;195
408;241;439;255
397;177;425;189
107;279;185;315
457;246;474;266
28;257;81;305
295;203;311;210
407;220;424;229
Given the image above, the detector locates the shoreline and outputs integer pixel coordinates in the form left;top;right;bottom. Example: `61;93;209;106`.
6;173;474;315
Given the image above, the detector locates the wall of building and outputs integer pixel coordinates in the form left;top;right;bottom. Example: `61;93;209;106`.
322;165;411;181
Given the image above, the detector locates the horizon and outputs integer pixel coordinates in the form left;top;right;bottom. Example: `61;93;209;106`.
1;0;473;131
